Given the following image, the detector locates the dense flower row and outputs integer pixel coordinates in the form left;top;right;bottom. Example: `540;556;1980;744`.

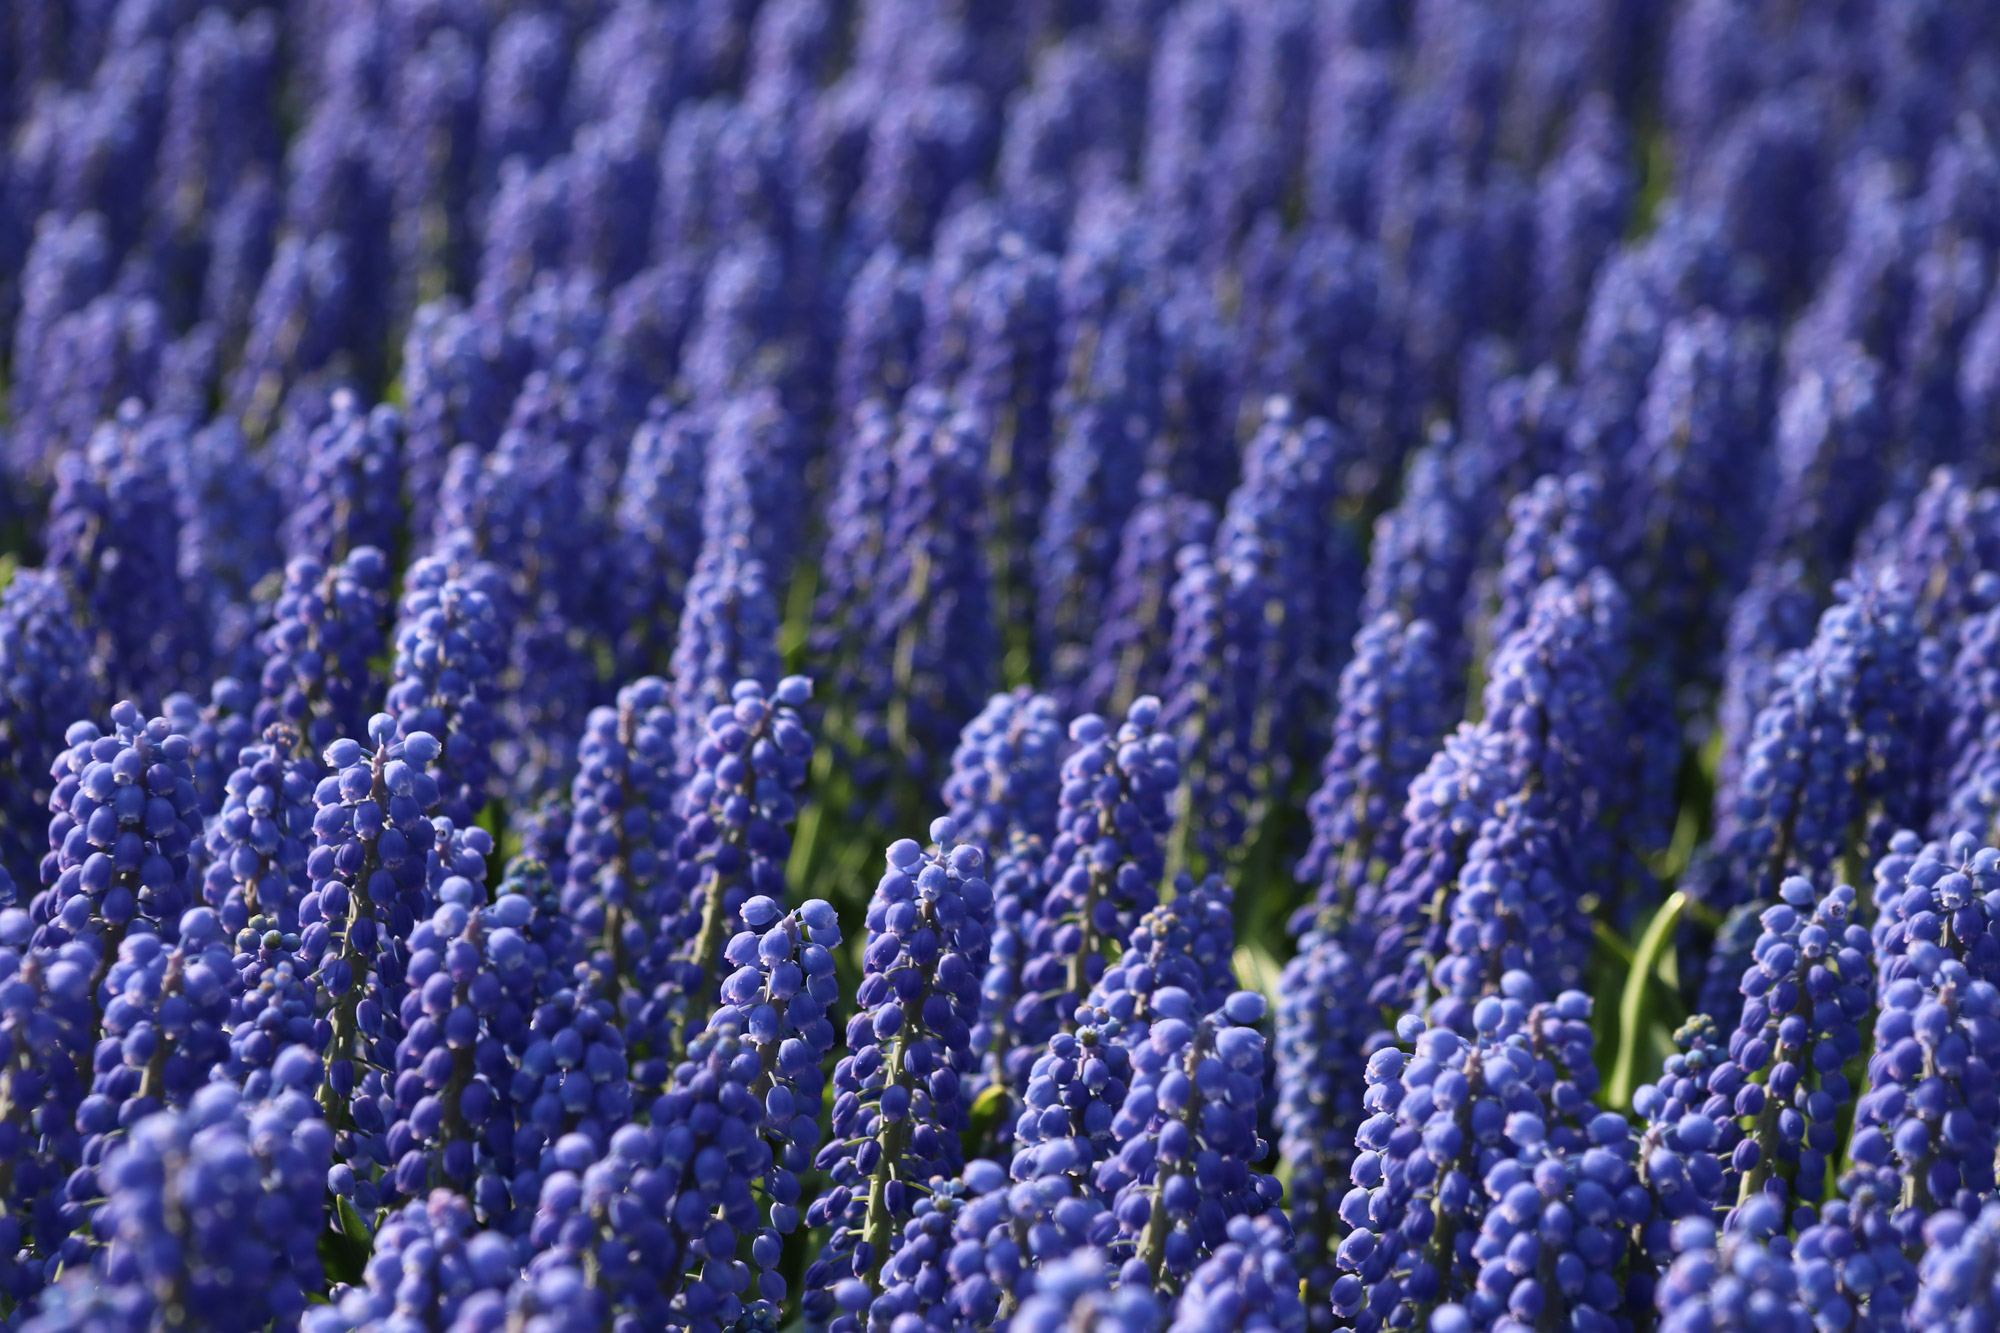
0;2;1998;1332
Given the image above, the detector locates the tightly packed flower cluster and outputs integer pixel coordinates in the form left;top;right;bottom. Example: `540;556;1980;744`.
5;2;2000;1332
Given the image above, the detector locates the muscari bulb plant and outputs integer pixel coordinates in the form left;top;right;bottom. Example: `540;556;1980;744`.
7;6;2000;1333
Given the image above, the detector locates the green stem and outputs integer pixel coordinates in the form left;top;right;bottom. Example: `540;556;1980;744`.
859;868;954;1298
673;715;771;1059
858;1042;909;1291
319;754;388;1125
138;953;187;1106
317;856;380;1126
887;549;931;752
1136;1178;1175;1284
1065;787;1124;1024
679;869;734;1057
1164;773;1197;893
1408;1050;1479;1329
82;915;130;1088
1065;859;1112;1024
595;697;648;1004
1737;986;1808;1206
1896;982;1954;1214
600;899;629;1001
434;922;482;1187
1137;1033;1208;1290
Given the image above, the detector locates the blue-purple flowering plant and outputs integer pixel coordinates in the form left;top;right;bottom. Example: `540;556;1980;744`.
4;6;2000;1331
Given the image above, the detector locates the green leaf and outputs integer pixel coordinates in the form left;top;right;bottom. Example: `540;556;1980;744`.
1608;890;1689;1109
319;1197;374;1287
1231;942;1285;1015
1591;920;1635;967
337;1195;374;1241
962;1083;1011;1162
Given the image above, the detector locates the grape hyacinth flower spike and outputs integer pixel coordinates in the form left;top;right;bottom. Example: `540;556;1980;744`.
293;717;442;1210
559;675;681;1084
385;555;507;829
39;701;205;980
1095;989;1285;1290
1169;1212;1307;1333
1702;875;1872;1211
384;869;553;1214
1011;698;1178;1069
1332;986;1639;1333
1654;1203;1814;1333
254;547;392;758
30;1074;332;1332
200;725;318;948
653;675;814;1070
711;894;844;1311
301;1188;519;1333
1853;832;2000;1214
0;570;100;888
804;819;991;1331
